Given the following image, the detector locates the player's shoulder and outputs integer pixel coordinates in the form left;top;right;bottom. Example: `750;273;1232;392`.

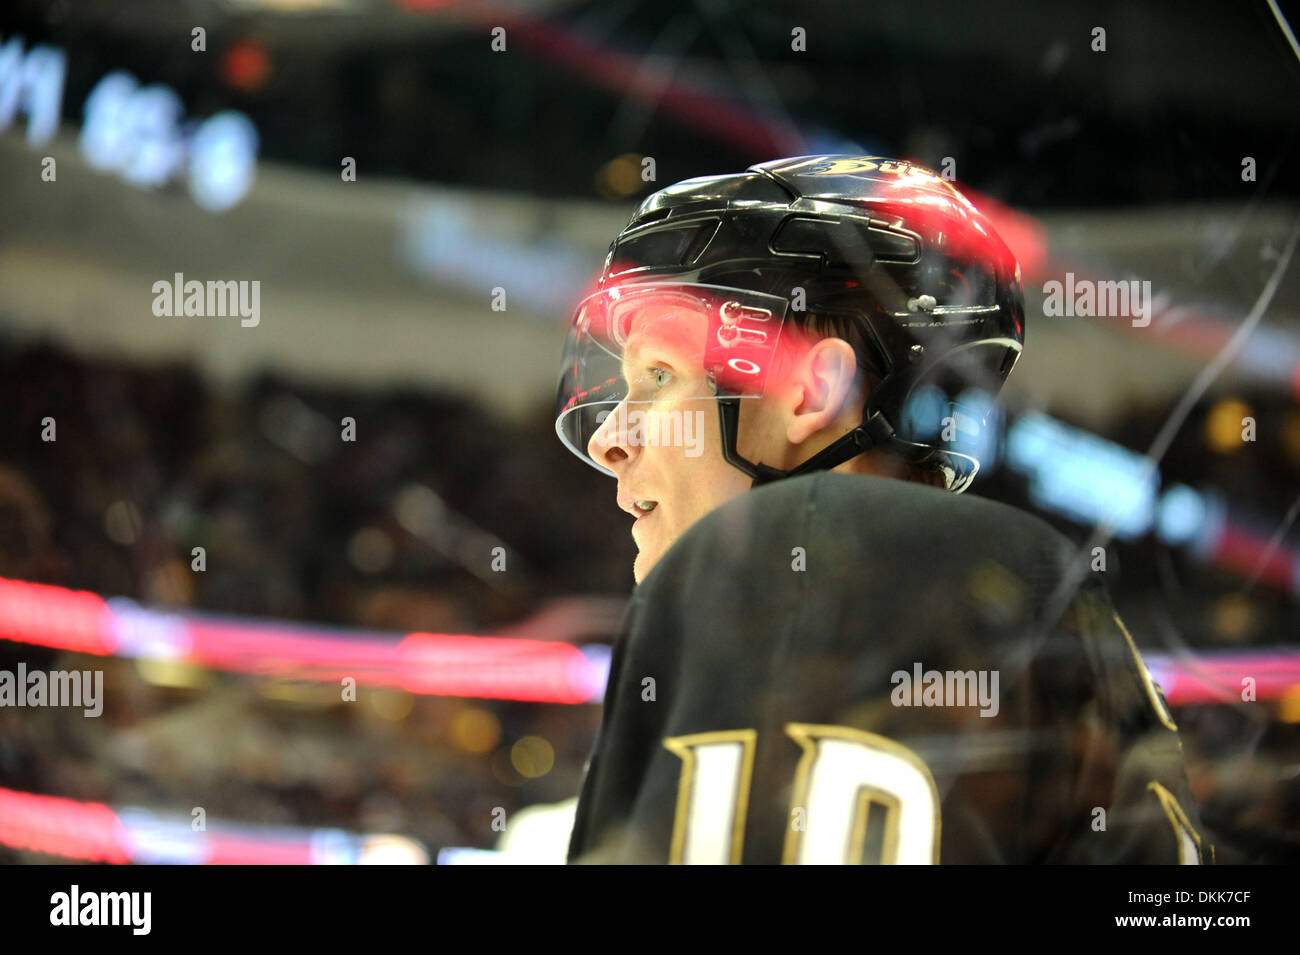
706;471;1071;560
639;470;1079;601
783;469;1045;522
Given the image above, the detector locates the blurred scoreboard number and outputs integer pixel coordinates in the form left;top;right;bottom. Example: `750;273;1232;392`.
0;35;63;145
0;34;258;211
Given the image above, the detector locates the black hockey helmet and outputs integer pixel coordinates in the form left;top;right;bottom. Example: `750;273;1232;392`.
555;155;1025;491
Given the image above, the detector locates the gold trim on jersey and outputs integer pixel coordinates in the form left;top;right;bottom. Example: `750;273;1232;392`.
1114;612;1179;733
1147;780;1203;864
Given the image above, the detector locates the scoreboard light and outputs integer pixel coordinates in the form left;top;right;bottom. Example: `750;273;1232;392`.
0;34;259;212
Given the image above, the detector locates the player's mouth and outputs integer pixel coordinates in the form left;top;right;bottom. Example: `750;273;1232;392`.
623;495;660;541
631;501;660;530
618;490;659;521
630;500;659;545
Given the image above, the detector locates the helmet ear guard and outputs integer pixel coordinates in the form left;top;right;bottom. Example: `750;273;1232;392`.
713;370;990;493
715;395;908;486
713;292;1021;491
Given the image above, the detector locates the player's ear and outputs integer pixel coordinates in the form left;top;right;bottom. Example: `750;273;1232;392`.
785;337;859;446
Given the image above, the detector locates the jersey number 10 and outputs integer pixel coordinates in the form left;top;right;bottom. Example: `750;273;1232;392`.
664;721;1203;864
662;617;1202;864
663;723;940;865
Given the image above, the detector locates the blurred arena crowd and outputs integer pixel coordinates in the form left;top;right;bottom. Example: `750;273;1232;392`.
0;334;631;861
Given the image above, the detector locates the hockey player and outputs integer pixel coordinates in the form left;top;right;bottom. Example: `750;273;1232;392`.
554;156;1207;864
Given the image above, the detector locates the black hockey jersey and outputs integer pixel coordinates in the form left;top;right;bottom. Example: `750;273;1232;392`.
567;472;1208;864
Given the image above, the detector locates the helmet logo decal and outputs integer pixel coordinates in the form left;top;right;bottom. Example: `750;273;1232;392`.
803;157;926;178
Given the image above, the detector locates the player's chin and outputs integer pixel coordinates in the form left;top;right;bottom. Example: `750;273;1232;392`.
632;544;663;585
632;550;650;585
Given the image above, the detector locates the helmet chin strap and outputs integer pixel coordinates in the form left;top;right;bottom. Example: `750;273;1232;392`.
715;397;900;487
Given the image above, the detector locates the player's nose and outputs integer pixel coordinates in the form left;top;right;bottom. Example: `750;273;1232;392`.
588;402;635;472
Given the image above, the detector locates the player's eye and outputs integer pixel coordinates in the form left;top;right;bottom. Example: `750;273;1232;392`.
623;361;675;397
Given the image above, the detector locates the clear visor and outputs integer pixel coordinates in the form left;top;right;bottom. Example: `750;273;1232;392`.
555;283;790;476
